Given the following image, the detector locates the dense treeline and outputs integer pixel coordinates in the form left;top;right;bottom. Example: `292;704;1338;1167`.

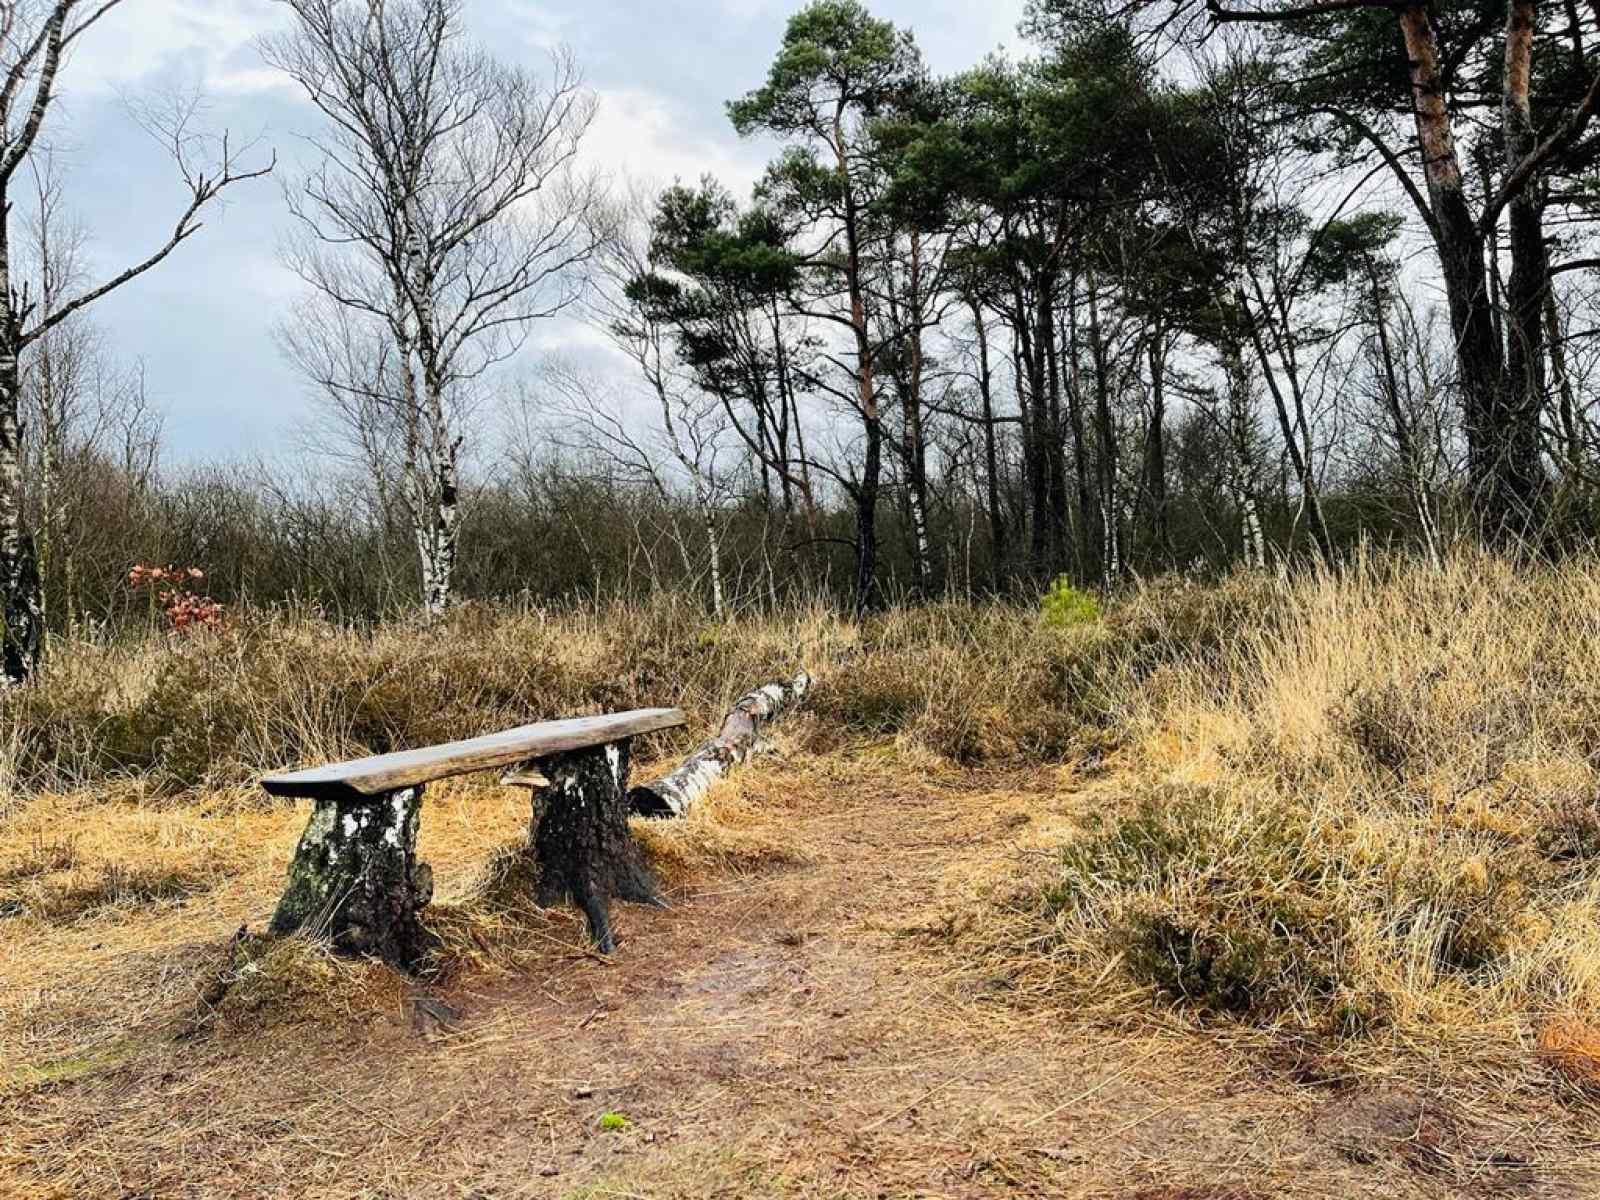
19;415;1445;627
9;0;1600;645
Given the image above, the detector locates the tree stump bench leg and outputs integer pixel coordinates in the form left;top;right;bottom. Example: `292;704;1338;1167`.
527;739;665;954
269;785;436;968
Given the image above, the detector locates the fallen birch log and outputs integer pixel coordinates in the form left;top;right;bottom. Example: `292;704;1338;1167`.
630;669;812;817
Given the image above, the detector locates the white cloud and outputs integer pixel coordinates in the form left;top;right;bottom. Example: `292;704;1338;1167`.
66;0;286;96
582;84;766;197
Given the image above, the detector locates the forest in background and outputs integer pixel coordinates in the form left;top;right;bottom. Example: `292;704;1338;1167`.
7;0;1600;651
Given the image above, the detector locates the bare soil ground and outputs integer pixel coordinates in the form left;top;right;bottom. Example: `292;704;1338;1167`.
3;750;1597;1199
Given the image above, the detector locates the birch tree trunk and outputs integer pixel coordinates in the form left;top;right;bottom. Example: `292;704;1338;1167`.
906;456;932;599
903;231;934;600
631;670;812;817
0;343;40;689
1222;329;1265;569
703;502;725;621
420;433;459;621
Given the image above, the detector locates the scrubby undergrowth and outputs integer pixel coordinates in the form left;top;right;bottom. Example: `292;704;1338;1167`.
0;592;1123;801
1030;550;1600;1075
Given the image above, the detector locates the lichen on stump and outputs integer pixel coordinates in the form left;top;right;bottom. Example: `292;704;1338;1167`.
529;740;665;954
269;784;436;968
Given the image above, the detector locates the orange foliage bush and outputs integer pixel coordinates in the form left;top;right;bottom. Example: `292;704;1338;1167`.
128;564;225;633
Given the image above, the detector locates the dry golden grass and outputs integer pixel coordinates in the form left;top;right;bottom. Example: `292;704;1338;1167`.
0;590;1110;804
10;555;1600;1198
999;549;1600;1090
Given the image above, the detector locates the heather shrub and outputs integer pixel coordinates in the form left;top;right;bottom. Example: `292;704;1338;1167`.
1046;789;1363;1023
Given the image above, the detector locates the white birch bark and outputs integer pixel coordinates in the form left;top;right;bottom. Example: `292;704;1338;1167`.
631;670;812;817
0;348;40;688
704;505;725;622
1222;331;1266;570
908;482;932;596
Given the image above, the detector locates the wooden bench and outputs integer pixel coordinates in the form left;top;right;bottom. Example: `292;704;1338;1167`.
261;708;686;966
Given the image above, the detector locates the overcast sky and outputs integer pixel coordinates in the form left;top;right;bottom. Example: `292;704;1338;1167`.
49;0;1025;463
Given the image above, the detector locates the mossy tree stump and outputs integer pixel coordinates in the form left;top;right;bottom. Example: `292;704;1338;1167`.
268;785;436;967
520;739;665;954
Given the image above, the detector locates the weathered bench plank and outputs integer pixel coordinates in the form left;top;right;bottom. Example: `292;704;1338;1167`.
262;708;686;802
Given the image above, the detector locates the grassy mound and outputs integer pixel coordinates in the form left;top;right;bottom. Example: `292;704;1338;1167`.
1031;551;1600;1065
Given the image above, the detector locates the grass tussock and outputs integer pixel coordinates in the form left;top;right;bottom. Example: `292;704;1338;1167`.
188;931;413;1036
1026;550;1600;1068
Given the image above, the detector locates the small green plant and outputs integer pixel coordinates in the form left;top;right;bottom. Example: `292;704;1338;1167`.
1040;576;1101;629
599;1111;628;1132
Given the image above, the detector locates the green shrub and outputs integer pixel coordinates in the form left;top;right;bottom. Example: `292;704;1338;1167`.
1040;576;1101;629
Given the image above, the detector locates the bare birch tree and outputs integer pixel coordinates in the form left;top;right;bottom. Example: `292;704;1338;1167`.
265;0;600;619
0;4;270;686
